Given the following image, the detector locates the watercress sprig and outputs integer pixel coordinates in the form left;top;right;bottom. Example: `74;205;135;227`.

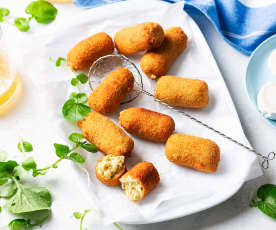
55;57;66;67
62;92;91;124
8;219;32;230
0;0;58;32
17;139;33;153
25;0;57;24
52;56;91;124
250;184;276;219
71;73;89;87
0;160;52;224
24;133;97;177
73;209;92;230
7;208;52;230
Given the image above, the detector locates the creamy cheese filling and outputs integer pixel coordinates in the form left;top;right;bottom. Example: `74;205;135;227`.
120;176;144;201
97;155;125;179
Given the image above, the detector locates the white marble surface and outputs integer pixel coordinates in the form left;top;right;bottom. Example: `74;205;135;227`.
1;0;276;229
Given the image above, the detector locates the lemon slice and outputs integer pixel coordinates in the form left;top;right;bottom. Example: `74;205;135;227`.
0;50;22;115
0;51;10;78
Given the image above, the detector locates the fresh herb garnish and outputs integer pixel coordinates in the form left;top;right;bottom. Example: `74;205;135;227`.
77;73;89;84
8;219;32;230
250;184;276;219
17;139;33;153
52;55;91;124
71;73;89;87
14;17;30;32
62;93;91;124
22;157;37;171
73;209;92;230
29;133;97;176
8;210;51;230
0;8;10;22
25;0;58;24
55;57;66;67
0;160;52;226
71;78;79;86
1;0;57;32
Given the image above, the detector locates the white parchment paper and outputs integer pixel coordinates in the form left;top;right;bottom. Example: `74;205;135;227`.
0;0;262;226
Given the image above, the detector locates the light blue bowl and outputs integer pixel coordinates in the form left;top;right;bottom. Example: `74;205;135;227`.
246;34;276;127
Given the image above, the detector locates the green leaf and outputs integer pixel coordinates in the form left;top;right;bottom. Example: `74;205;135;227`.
0;161;18;179
257;201;276;219
79;143;97;153
69;92;78;98
0;8;10;17
8;219;31;230
22;157;37;171
25;0;58;24
5;184;52;214
0;182;17;198
17;141;33;153
54;143;70;158
0;8;10;22
62;99;91;124
70;93;88;104
76;73;88;84
20;209;51;226
55;57;66;67
14;18;30;32
71;78;79;86
0;178;8;185
251;184;276;219
68;133;84;144
257;184;276;203
73;211;82;219
69;153;85;164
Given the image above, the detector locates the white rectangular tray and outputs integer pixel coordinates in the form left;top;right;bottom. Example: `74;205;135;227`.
0;0;262;226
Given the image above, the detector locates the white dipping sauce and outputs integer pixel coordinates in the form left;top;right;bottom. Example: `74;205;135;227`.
268;49;276;74
257;82;276;120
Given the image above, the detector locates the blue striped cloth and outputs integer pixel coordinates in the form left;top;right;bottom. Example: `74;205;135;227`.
74;0;276;55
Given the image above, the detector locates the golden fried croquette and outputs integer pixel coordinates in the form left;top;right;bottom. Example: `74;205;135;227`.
120;162;160;202
165;134;220;173
119;107;175;142
88;67;134;114
140;27;187;80
96;155;126;186
78;112;134;156
154;76;209;108
67;32;114;71
114;22;164;55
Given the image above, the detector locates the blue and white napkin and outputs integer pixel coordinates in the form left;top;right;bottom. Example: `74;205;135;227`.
73;0;276;55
